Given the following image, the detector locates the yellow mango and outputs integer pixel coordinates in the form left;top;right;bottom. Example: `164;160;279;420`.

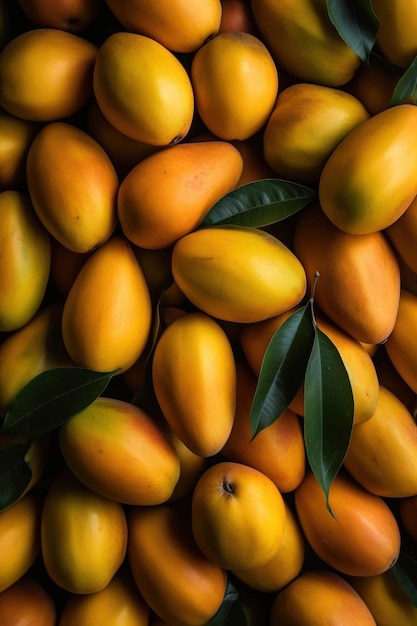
152;312;236;457
0;190;50;333
26;121;118;253
93;32;194;145
372;0;417;69
319;104;417;234
41;471;127;594
250;0;361;86
191;31;278;140
293;203;400;344
104;0;222;53
0;28;97;121
127;502;227;626
59;397;180;505
117;140;243;250
386;194;417;274
172;225;307;324
61;236;152;373
385;289;417;393
0;110;39;191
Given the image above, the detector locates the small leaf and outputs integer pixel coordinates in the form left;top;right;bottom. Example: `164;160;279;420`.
250;302;315;438
0;443;32;511
390;55;417;106
304;327;354;517
326;0;379;62
393;533;417;607
199;179;316;228
1;367;117;438
207;576;240;626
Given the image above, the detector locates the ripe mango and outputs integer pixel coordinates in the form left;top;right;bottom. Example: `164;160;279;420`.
385;289;417;393
386;194;417;274
372;0;417;69
0;110;39;191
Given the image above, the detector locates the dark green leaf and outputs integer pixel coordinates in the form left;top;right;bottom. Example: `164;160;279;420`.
199;179;316;228
304;327;354;517
1;367;117;438
250;303;315;438
207;576;240;626
326;0;379;62
390;55;417;106
393;533;417;607
0;443;32;511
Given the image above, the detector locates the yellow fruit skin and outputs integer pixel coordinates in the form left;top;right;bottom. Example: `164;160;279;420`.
103;0;222;53
371;0;417;69
251;0;361;86
0;494;42;593
152;312;236;457
293;204;400;345
127;503;227;626
0;190;50;332
294;470;401;577
0;110;39;190
117;141;243;250
263;82;369;184
191;32;279;140
386;194;417;274
26;121;118;253
343;385;417;498
61;236;152;373
59;397;181;506
41;471;127;595
385;289;417;393
319;104;417;234
93;32;194;145
0;28;97;121
0;575;56;626
172;225;307;324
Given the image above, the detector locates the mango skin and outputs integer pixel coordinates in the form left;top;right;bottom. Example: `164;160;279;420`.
372;0;417;69
0;110;40;191
386;193;417;274
319;104;417;234
59;396;181;506
172;225;307;324
385;289;417;394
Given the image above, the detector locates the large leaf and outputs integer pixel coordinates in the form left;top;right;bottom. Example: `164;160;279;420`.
208;577;240;626
250;302;315;438
0;443;32;511
1;367;116;438
326;0;379;62
199;179;316;228
390;55;417;106
304;327;354;517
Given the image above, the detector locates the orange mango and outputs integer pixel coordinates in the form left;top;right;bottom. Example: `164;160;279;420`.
0;575;56;626
385;289;417;393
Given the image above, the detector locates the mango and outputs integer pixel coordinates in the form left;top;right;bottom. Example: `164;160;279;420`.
26;121;118;253
172;225;307;324
372;0;417;69
18;0;100;33
117;140;243;250
0;27;97;121
386;194;417;274
319;104;417;234
151;311;236;457
0;190;50;333
385;289;417;394
59;397;180;505
0;575;56;626
0;110;39;190
61;236;152;373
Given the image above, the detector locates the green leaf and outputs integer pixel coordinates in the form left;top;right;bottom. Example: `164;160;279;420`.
207;576;240;626
390;55;417;106
1;367;117;438
0;443;32;511
326;0;379;62
199;179;316;228
304;327;354;517
393;533;417;607
250;302;315;438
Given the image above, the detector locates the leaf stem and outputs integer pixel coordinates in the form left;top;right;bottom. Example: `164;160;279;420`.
309;270;320;328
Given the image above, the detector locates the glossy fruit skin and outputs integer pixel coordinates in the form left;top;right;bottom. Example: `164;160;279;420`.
93;32;194;145
18;0;101;33
294;470;401;577
61;236;152;373
191;461;287;571
386;194;417;274
172;225;306;324
385;289;417;393
117;140;243;250
41;471;128;594
371;0;417;69
59;397;181;505
293;204;400;345
0;574;56;626
104;0;222;53
0;190;50;333
191;31;278;140
251;0;361;86
0;28;97;121
26;121;118;253
0;493;42;592
0;110;39;191
152;312;236;457
269;570;377;626
127;503;227;626
319;104;417;234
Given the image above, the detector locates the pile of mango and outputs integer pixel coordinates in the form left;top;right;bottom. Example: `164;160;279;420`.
1;1;417;624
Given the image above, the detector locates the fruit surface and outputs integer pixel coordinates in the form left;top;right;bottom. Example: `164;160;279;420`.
385;289;417;393
26;121;118;253
117;140;243;249
93;32;194;145
172;225;307;323
319;104;417;234
191;31;278;140
371;0;417;68
0;575;56;626
386;194;417;274
0;110;39;190
0;27;97;120
219;0;259;35
59;397;181;505
191;461;287;570
18;0;100;32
